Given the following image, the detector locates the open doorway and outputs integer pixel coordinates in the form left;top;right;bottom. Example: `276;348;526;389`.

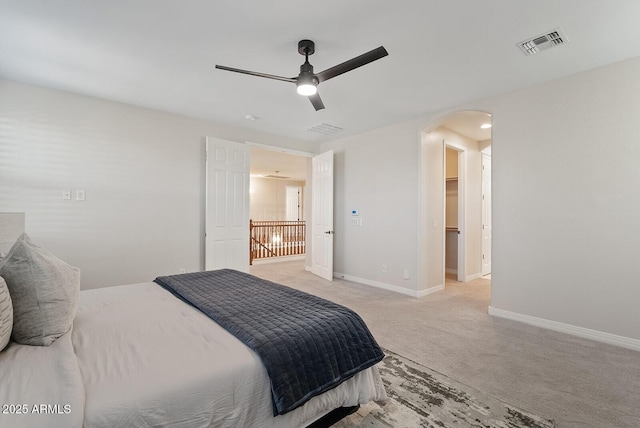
440;112;491;286
445;145;465;283
249;146;310;266
420;110;492;293
248;145;336;282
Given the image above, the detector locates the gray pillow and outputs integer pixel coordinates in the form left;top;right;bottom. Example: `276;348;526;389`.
0;234;80;346
0;276;12;352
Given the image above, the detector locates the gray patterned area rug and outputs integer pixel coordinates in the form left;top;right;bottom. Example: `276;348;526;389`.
335;349;555;428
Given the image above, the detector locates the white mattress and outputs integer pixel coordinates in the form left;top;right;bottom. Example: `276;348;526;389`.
72;282;387;428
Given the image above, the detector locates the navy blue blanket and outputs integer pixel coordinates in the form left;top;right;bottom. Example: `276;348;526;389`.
154;269;384;416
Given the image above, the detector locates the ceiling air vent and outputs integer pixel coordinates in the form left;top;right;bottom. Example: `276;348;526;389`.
306;123;343;135
518;28;568;56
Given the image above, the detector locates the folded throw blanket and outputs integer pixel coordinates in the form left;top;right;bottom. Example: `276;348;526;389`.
154;269;384;415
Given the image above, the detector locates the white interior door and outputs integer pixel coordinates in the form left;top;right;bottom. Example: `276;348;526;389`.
482;153;492;275
205;137;249;272
311;150;334;281
285;186;301;221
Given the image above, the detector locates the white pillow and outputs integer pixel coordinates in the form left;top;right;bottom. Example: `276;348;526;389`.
0;234;80;346
0;276;12;352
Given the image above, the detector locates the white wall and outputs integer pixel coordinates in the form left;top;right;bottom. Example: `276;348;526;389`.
0;79;308;289
317;118;483;297
322;54;640;346
318;120;423;294
474;56;640;344
249;177;305;221
417;55;640;346
419;129;445;291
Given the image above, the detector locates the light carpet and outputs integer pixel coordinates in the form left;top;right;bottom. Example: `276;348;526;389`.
335;349;555;428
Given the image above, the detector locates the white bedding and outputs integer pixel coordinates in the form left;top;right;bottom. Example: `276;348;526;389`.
72;282;387;428
0;330;85;428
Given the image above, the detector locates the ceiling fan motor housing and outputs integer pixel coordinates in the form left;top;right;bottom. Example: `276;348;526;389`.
297;40;318;87
298;62;318;84
298;39;315;56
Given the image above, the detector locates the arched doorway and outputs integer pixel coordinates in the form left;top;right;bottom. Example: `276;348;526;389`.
419;110;492;292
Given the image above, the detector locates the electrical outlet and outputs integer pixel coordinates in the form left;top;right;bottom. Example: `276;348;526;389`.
381;264;387;273
179;268;186;274
62;190;71;200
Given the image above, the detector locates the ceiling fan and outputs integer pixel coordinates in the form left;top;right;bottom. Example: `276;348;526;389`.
215;40;388;111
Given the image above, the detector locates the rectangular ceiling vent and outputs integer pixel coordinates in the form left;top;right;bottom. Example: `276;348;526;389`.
518;28;568;56
306;123;344;135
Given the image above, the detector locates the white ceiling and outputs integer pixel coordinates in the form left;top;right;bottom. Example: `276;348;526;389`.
2;1;640;146
440;112;492;142
250;147;308;182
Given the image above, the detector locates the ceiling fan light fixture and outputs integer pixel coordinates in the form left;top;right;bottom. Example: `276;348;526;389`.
296;73;318;96
297;82;317;96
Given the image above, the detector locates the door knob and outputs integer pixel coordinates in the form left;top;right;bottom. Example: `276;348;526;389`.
324;230;334;234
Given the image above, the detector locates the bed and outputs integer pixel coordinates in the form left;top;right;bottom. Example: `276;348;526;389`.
0;232;387;428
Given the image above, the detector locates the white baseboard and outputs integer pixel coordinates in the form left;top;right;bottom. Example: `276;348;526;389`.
445;270;482;282
417;284;445;297
488;306;640;352
465;272;483;281
333;272;444;298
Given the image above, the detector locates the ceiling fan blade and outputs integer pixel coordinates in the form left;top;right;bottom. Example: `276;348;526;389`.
308;92;325;111
215;65;296;83
316;46;388;83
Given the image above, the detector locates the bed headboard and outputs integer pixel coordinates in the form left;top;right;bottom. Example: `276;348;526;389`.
0;212;25;254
